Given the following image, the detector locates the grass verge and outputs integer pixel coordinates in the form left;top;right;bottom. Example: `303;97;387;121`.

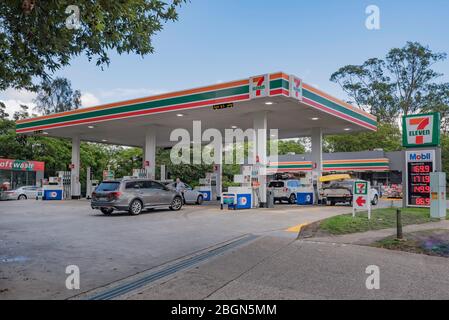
318;207;447;236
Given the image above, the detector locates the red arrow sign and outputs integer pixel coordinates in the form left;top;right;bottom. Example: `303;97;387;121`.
356;196;366;207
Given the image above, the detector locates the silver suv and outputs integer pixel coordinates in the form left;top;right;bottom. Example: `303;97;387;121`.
91;179;183;215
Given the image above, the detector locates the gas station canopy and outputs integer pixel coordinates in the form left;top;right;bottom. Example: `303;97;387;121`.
16;72;377;147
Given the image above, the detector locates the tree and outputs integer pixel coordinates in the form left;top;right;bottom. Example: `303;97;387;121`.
12;104;30;121
276;140;306;155
0;102;9;119
0;0;186;90
34;77;81;115
324;122;402;153
331;42;449;122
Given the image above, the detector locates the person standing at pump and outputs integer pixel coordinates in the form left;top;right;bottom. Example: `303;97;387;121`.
175;178;186;204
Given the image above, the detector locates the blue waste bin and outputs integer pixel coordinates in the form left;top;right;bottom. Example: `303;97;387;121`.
296;192;313;205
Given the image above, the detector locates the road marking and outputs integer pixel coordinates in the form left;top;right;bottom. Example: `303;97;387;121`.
286;222;309;233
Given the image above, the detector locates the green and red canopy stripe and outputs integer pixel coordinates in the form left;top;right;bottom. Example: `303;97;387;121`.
17;85;250;133
16;72;377;133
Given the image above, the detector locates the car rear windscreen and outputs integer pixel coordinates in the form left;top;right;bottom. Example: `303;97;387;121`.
269;181;284;188
96;182;120;192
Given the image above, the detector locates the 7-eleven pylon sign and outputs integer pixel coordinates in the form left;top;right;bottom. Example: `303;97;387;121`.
402;113;440;148
250;74;269;99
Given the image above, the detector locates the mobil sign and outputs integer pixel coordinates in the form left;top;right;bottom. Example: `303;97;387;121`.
407;151;434;163
402;112;440;148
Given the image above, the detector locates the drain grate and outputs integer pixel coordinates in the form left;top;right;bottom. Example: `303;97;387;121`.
87;234;258;300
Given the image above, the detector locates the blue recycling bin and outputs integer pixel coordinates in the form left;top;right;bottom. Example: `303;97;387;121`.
43;189;63;200
296;192;313;205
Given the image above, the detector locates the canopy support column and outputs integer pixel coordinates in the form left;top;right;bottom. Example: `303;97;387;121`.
253;112;267;206
71;136;81;199
214;143;223;200
311;127;323;204
144;127;156;180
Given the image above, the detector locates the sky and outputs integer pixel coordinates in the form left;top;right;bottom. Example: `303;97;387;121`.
1;0;449;116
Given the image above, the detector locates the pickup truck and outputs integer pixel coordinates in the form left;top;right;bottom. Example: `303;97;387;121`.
320;179;379;206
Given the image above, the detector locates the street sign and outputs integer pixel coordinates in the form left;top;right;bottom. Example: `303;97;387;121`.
402;112;440;148
353;180;371;219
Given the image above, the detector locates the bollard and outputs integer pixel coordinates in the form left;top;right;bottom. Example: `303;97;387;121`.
396;208;403;240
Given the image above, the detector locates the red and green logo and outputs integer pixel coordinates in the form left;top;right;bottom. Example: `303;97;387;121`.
354;181;368;195
402;113;440;148
250;75;269;98
289;75;303;100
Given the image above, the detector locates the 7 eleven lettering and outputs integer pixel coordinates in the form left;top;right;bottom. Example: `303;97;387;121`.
409;117;430;144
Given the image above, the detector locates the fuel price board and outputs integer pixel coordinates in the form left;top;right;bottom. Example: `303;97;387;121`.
406;150;435;207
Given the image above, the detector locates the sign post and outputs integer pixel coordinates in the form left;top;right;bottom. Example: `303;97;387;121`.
352;180;371;219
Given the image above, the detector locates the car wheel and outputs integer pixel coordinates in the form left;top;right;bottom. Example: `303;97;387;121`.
100;208;114;215
129;200;143;215
330;201;336;206
18;194;27;200
170;196;183;211
288;194;296;204
196;195;203;205
371;195;378;206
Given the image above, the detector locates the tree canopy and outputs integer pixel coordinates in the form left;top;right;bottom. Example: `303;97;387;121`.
0;0;186;90
34;77;81;115
331;42;449;123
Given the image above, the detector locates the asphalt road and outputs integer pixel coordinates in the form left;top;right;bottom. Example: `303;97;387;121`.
0;199;360;299
124;235;449;300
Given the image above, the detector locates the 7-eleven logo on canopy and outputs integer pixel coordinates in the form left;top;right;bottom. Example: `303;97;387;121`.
402;113;440;147
289;75;303;101
250;74;269;99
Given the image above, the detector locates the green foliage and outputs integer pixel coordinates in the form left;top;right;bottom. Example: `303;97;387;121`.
0;0;186;90
331;42;449;122
156;148;213;185
34;77;81;115
273;139;306;155
324;122;402;152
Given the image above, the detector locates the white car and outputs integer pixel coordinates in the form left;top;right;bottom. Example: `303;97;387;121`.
164;182;204;205
268;180;303;204
0;186;42;200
